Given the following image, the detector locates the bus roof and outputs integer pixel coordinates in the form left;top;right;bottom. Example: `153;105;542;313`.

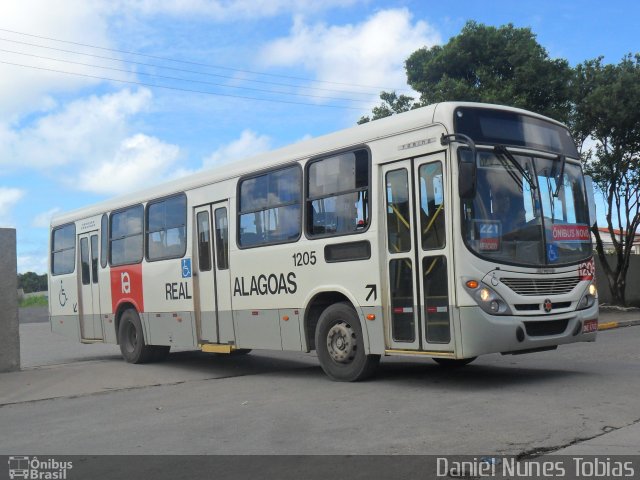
51;101;562;227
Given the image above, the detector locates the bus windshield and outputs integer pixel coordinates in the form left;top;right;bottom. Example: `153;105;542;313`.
461;150;592;266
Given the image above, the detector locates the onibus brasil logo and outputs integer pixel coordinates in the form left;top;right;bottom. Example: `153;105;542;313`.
8;456;72;479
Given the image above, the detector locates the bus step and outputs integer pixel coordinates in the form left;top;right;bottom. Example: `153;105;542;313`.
201;344;233;354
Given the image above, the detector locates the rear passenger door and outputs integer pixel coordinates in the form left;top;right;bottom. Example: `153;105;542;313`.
78;231;103;340
194;205;218;343
194;201;232;345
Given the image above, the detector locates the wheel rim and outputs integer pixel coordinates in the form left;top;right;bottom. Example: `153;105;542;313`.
123;320;138;354
326;321;357;364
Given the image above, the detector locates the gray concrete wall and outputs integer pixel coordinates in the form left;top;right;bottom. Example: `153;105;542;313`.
22;290;49;299
0;228;20;372
595;254;640;306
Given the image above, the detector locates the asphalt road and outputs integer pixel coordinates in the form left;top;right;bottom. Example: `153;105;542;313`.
1;320;639;456
17;306;48;324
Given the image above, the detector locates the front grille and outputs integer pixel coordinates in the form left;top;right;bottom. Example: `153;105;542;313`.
514;301;573;313
524;319;569;336
514;304;540;311
501;277;580;296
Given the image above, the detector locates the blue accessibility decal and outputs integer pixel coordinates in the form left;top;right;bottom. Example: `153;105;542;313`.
546;244;559;263
181;258;192;278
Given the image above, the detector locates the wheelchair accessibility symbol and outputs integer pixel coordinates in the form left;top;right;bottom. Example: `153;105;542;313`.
181;258;192;278
546;243;559;263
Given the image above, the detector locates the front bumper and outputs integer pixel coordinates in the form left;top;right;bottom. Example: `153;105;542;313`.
458;303;598;358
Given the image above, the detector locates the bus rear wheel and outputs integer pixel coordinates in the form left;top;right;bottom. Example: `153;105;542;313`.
118;308;166;364
315;302;379;382
433;357;476;368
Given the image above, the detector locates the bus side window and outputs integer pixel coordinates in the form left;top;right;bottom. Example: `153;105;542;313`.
238;165;302;248
110;204;144;266
306;149;370;238
51;223;76;275
145;194;187;261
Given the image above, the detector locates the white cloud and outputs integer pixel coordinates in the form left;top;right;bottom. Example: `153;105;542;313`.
32;207;62;228
261;9;440;101
1;88;152;170
203;129;272;168
17;254;48;275
294;133;313;143
77;133;181;195
1;87;183;196
113;0;363;20
0;0;121;120
0;187;25;226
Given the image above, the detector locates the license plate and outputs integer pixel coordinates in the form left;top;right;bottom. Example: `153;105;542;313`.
582;319;598;333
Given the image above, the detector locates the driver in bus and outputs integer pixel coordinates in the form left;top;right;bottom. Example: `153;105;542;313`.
494;187;527;239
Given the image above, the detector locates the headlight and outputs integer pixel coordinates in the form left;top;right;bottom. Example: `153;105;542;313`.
479;288;491;302
577;282;598;310
463;280;512;315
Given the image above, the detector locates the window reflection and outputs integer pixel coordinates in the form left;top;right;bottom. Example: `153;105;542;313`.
239;165;301;247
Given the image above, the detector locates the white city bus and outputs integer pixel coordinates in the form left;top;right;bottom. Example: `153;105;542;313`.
49;102;599;381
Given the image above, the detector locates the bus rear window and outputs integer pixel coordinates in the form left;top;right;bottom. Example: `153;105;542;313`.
51;223;76;275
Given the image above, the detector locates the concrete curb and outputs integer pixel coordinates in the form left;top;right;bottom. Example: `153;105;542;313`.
599;318;640;331
597;306;640;331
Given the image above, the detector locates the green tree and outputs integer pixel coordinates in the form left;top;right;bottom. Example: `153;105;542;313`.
358;91;417;124
363;21;573;123
572;55;640;306
17;272;48;293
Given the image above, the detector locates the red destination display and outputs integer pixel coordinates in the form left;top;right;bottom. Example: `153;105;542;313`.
552;224;590;242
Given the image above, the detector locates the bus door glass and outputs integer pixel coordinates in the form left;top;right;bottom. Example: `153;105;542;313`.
414;153;454;350
78;231;103;339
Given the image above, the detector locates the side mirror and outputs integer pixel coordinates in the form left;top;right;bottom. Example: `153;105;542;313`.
458;149;477;199
584;175;597;228
441;133;477;200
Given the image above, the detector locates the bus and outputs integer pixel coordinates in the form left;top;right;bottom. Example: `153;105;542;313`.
48;102;599;381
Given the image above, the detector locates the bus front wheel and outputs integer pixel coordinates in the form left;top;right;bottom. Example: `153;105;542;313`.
315;302;380;382
118;308;168;363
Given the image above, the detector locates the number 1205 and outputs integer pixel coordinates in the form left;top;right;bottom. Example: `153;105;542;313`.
293;251;316;266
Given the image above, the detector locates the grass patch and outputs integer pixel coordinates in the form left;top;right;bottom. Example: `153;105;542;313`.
19;295;48;308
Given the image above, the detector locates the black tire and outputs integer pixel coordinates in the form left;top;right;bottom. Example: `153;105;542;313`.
231;349;252;355
118;308;156;364
315;302;380;382
433;357;477;368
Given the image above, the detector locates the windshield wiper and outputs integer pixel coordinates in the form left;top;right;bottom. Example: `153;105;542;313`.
494;145;537;190
553;154;566;197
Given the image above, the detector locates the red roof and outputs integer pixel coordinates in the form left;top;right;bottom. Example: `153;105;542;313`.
596;227;640;242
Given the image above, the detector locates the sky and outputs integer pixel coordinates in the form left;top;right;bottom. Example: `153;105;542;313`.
1;0;637;274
